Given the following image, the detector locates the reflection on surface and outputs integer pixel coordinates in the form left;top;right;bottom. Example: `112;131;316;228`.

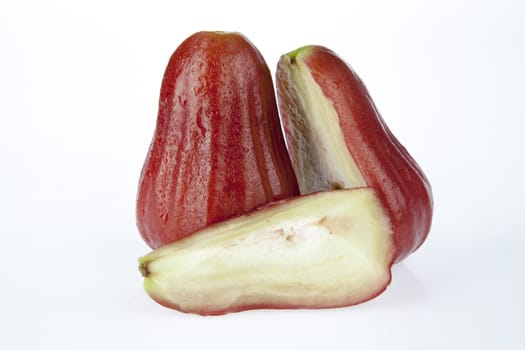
377;262;429;307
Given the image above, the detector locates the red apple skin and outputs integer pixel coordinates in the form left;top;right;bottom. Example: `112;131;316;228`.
277;46;433;262
137;32;299;249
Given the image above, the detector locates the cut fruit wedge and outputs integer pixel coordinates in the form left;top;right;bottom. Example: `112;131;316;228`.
276;46;433;261
139;188;395;315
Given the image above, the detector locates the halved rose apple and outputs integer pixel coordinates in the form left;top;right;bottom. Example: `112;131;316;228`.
139;188;395;315
276;46;433;261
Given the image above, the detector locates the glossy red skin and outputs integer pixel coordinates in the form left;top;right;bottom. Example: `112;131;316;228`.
277;46;433;262
137;32;299;249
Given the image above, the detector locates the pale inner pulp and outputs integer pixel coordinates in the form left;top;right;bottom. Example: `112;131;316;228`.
283;54;367;194
142;189;394;313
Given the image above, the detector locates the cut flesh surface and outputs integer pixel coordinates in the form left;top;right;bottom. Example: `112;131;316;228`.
139;188;395;315
276;49;366;193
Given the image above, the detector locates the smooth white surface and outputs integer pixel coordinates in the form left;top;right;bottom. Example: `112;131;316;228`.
1;0;524;349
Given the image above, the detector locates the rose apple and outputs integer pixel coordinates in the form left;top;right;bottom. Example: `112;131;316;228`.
139;188;395;315
136;32;299;249
276;46;433;261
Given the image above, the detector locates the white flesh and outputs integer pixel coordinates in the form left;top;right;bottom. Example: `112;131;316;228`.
278;52;367;194
139;188;394;314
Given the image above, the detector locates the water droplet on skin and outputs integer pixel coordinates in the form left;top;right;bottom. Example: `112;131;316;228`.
160;211;169;224
196;114;207;137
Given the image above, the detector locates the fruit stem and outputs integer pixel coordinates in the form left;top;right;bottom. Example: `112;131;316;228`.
287;48;301;65
285;46;314;65
139;261;150;277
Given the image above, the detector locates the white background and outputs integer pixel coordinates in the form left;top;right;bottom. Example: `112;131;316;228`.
1;0;524;348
